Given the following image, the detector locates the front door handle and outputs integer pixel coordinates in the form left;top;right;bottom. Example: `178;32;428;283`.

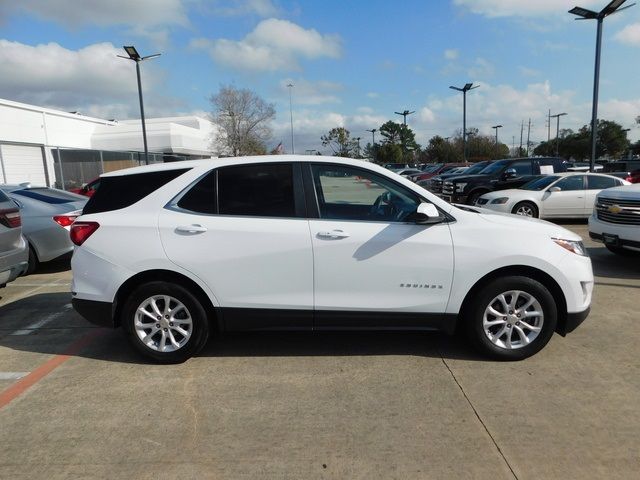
176;224;208;234
317;229;350;239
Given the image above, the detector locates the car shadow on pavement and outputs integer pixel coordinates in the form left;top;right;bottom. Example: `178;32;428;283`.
0;292;485;365
587;245;640;280
33;255;71;275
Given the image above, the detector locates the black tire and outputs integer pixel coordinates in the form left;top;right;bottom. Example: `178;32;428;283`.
26;245;38;275
464;276;557;361
121;281;210;363
511;201;539;218
605;245;640;257
466;191;486;206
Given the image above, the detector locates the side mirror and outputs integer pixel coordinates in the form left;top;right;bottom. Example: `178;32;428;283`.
549;186;561;192
503;168;517;179
413;203;443;225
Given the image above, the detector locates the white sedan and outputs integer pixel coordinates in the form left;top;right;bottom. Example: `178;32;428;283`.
476;173;630;219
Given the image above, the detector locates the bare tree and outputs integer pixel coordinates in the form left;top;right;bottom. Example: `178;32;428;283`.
210;85;276;156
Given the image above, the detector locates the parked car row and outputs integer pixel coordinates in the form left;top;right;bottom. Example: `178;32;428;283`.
0;183;86;285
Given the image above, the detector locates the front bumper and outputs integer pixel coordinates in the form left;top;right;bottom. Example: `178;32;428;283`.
558;306;591;336
588;215;640;251
72;297;116;328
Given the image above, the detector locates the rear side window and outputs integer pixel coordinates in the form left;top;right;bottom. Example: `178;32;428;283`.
217;164;295;217
0;190;10;202
587;175;618;190
83;169;189;214
509;160;532;176
177;170;216;214
12;188;84;204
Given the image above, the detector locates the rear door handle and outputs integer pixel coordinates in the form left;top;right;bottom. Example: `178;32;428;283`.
176;224;208;234
317;229;350;239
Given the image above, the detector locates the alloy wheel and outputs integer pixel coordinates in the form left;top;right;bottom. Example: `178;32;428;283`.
482;290;544;350
134;295;193;352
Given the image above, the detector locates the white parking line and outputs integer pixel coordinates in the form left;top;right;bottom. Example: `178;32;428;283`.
10;304;73;336
6;283;71;287
0;372;29;380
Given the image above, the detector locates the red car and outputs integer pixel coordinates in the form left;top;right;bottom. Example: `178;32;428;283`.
628;169;640;183
69;178;100;197
413;163;470;182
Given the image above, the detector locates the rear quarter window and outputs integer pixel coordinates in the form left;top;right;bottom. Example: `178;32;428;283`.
83;169;190;214
12;188;85;204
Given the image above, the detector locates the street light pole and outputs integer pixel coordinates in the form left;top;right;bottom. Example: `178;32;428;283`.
491;124;503;144
450;83;479;162
394;110;415;160
550;113;567;156
366;128;377;162
355;137;361;158
118;46;161;165
287;83;295;154
569;0;635;171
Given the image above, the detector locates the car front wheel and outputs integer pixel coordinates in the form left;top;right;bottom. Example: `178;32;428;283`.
512;201;538;218
122;282;210;363
465;276;557;360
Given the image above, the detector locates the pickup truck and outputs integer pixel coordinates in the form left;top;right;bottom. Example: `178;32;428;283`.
441;157;567;205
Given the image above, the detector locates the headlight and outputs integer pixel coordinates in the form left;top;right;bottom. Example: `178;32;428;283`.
455;183;467;192
491;197;509;204
552;238;588;256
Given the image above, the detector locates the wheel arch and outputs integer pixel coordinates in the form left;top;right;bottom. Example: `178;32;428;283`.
466;188;491;203
457;265;568;335
113;269;221;331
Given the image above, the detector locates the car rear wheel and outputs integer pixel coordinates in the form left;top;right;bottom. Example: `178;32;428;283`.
122;282;210;363
26;244;38;275
512;201;538;218
464;276;557;360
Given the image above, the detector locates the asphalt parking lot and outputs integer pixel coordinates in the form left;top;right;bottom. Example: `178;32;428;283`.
0;221;638;480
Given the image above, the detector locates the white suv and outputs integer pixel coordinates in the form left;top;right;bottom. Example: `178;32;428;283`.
589;183;640;256
71;156;593;363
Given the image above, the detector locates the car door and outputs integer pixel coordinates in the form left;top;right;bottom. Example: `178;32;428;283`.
306;163;454;328
541;175;586;217
585;175;620;215
495;159;534;190
158;162;313;330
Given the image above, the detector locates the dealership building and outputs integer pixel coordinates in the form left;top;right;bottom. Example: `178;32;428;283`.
0;97;216;190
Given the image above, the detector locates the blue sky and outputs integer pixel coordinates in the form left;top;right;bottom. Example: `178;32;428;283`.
1;0;639;153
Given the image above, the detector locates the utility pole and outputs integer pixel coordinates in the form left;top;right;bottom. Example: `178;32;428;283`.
526;118;532;156
366;128;377;162
512;136;516;157
491;125;503;144
287;83;295;154
394;109;415;160
550;112;568;156
519;121;524;156
450;83;479;162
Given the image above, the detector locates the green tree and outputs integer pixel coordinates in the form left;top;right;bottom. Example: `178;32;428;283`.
424;135;462;163
321;127;357;157
376;143;404;164
379;121;420;161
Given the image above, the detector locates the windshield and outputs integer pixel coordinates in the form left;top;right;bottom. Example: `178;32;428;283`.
464;162;489;175
521;176;560;191
478;160;510;175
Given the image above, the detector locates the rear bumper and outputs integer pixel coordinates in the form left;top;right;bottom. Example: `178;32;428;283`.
558;307;591;336
0;261;28;287
72;297;115;328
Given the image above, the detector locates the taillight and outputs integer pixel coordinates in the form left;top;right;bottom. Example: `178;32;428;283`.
53;214;78;227
70;222;99;246
0;208;21;228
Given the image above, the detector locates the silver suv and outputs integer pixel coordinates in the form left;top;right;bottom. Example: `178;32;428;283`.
0;189;28;287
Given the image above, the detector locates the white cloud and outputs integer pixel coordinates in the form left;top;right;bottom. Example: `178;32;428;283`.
518;66;540;77
279;78;343;105
453;0;603;18
468;57;494;79
193;19;341;71
419;107;436;124
615;23;640;46
0;40;183;119
366;92;380;98
0;0;189;27
212;0;279;17
444;49;459;60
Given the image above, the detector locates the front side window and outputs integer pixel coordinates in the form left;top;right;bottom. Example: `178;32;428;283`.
311;164;420;222
554;176;584;191
587;175;618;190
509;160;533;176
218;164;295;217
